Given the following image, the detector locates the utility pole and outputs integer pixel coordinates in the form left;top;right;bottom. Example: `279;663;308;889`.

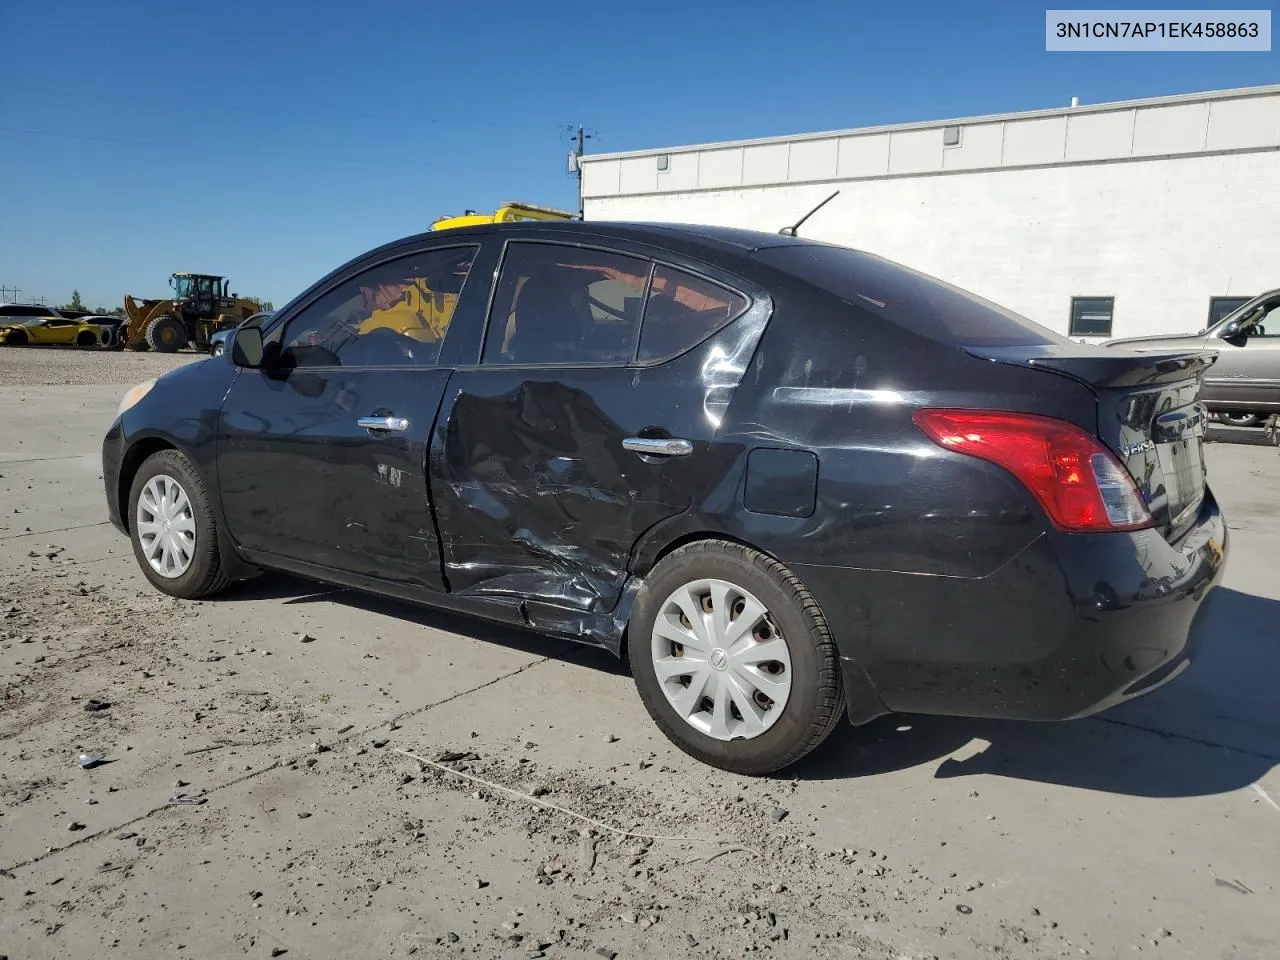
572;124;591;219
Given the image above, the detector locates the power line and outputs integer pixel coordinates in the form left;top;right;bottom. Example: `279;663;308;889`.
7;86;569;134
0;126;511;170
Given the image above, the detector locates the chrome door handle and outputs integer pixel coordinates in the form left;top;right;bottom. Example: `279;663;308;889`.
357;416;409;432
622;436;693;457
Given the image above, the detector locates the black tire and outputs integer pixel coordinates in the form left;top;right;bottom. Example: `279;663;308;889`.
628;540;846;775
4;330;29;346
211;341;225;357
1220;412;1263;428
75;330;98;347
145;315;187;353
127;450;232;600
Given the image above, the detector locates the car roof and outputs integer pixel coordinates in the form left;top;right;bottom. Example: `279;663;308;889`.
274;220;849;325
385;219;831;258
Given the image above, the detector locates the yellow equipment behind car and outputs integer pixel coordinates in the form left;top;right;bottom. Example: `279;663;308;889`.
430;201;575;231
345;204;574;343
120;273;262;353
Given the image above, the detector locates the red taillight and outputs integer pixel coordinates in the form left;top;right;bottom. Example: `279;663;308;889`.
912;409;1153;533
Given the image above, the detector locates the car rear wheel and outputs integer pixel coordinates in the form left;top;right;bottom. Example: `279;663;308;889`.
4;330;29;346
127;450;231;599
145;315;188;353
75;330;98;347
628;540;845;775
1219;412;1263;428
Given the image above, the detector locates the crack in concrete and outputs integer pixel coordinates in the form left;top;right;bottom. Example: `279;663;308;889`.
0;521;111;541
0;454;97;465
1094;714;1280;762
0;654;551;873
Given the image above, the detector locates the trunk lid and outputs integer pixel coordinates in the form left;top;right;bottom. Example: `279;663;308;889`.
966;343;1216;541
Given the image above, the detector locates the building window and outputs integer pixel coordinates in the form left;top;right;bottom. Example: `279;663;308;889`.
1069;297;1114;337
656;153;669;172
1207;296;1252;328
942;125;961;147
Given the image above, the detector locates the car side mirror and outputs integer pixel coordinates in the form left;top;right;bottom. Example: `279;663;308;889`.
1222;319;1242;338
228;326;265;367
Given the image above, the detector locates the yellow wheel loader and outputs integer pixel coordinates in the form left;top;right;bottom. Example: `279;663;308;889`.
120;274;262;353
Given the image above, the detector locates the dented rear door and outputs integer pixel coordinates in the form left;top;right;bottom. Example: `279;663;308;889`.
428;238;760;615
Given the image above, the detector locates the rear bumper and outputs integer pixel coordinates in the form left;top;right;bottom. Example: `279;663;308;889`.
797;490;1228;723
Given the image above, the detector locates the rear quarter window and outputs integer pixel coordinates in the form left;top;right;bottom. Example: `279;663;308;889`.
754;244;1070;348
638;265;748;363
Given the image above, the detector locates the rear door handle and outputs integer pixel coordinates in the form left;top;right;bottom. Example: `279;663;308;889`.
357;416;410;432
622;437;693;457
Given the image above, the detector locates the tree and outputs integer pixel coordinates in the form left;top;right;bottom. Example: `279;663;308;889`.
61;290;84;312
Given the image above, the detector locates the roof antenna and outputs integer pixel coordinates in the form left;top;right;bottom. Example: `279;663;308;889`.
778;189;839;237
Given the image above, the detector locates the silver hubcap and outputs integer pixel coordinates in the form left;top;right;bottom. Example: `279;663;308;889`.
650;578;793;741
136;475;196;578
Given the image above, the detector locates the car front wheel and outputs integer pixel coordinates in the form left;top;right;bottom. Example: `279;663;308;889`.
1219;412;1263;428
127;450;231;599
629;540;845;775
211;342;225;356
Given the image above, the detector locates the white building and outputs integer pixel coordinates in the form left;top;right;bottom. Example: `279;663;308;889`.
580;85;1280;341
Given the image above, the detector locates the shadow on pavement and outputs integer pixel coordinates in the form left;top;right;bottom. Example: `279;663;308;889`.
794;587;1280;798
218;572;628;675
216;575;1277;798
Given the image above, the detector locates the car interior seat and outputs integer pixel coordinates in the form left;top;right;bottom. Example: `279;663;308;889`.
507;270;585;363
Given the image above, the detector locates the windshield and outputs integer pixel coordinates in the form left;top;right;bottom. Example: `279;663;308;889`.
172;276;195;299
1210;294;1280;335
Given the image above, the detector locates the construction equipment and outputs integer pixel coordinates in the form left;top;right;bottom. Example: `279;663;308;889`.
430;201;575;232
120;274;262;353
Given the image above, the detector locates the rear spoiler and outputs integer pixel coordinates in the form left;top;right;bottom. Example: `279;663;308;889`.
967;345;1217;389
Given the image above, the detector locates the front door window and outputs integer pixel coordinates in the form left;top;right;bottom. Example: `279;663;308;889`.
277;246;478;368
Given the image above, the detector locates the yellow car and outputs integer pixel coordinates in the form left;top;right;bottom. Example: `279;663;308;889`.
0;308;104;347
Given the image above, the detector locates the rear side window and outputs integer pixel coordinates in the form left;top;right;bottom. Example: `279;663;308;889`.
754;244;1070;348
484;243;649;366
638;266;748;363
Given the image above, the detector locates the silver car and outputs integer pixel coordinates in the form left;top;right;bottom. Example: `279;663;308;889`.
1105;289;1280;426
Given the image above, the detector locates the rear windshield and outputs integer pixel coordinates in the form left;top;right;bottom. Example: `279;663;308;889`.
754;244;1071;348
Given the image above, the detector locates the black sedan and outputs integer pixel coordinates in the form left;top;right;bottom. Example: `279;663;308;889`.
102;222;1228;774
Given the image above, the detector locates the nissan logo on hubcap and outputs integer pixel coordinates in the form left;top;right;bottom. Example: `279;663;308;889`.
710;648;728;670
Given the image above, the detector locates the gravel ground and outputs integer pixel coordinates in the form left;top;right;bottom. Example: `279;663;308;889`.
0;344;199;386
2;348;1277;960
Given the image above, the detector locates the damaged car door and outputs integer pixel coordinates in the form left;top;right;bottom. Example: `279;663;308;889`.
430;238;753;618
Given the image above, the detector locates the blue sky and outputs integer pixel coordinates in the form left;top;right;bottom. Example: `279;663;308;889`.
2;0;1276;309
